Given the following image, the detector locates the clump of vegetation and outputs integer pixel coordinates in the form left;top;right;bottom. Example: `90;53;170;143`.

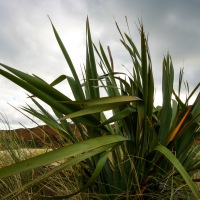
0;17;199;199
0;116;85;199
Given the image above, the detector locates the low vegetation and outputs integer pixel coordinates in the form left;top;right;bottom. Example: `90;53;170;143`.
0;17;199;199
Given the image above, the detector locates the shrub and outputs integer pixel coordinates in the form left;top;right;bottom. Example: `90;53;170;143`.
0;17;199;199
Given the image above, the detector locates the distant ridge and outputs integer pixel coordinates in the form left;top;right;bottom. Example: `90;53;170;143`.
0;124;80;148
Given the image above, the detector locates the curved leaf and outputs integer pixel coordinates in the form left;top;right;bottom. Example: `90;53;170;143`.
0;135;127;179
154;145;200;199
1;145;113;200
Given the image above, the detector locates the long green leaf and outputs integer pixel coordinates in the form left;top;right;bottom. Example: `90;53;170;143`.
61;102;129;120
0;65;104;127
0;64;72;102
39;151;110;199
1;145;114;200
154;145;200;199
60;95;140;106
49;17;85;100
86;17;99;100
141;25;148;113
159;55;174;143
124;33;141;60
0;135;127;179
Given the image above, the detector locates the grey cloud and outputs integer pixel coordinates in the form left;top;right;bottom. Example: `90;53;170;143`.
0;0;199;128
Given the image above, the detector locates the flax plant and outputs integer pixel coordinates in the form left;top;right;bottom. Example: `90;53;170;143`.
0;17;199;199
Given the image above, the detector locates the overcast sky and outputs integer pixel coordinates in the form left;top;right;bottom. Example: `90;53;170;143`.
0;0;199;129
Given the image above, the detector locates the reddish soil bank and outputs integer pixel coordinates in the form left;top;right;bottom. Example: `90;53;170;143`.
0;124;81;148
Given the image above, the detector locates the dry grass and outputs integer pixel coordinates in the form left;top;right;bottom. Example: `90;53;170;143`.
0;125;84;199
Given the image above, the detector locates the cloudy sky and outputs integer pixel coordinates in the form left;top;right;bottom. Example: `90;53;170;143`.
0;0;199;129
